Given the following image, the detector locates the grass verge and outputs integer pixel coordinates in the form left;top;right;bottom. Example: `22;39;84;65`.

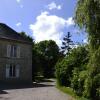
56;84;88;100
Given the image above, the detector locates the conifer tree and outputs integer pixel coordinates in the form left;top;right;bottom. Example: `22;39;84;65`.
61;32;73;55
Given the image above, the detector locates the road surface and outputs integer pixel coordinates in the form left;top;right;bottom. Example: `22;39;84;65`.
0;79;73;100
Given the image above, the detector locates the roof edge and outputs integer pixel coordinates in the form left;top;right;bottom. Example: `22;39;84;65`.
0;37;33;45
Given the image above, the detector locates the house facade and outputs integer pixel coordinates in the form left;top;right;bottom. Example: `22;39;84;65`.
0;23;32;83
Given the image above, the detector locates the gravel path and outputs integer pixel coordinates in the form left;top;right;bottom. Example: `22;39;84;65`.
0;79;73;100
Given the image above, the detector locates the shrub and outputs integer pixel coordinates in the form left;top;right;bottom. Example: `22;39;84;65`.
83;76;92;99
71;69;88;96
83;47;100;100
56;45;89;87
56;59;73;86
96;88;100;100
71;68;79;93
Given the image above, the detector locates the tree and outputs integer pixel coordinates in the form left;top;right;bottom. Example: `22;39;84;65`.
56;45;89;86
75;0;100;99
33;40;60;78
61;32;73;55
75;0;100;51
19;31;33;42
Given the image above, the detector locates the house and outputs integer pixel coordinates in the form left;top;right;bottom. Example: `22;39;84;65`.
0;23;32;83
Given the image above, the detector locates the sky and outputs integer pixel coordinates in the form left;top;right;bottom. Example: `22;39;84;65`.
0;0;87;46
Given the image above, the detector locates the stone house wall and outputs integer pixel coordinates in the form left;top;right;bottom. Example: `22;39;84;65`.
0;39;32;83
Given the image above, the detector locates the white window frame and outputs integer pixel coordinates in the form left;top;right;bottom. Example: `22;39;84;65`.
6;64;20;78
11;45;17;58
7;45;20;58
7;45;11;57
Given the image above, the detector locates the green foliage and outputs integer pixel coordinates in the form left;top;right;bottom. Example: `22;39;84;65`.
83;47;100;99
32;40;60;78
56;84;75;99
71;68;80;93
96;88;100;99
71;69;88;96
32;45;43;80
83;77;92;99
56;44;100;100
75;0;100;51
56;59;72;86
19;31;33;42
73;1;100;99
55;0;100;99
56;46;89;87
61;32;73;55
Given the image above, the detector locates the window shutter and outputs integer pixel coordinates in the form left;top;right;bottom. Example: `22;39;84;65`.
17;46;20;58
7;45;11;57
6;64;10;78
16;65;20;78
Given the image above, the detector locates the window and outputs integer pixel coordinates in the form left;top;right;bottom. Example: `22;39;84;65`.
9;65;16;77
6;64;19;78
10;45;17;57
7;45;20;58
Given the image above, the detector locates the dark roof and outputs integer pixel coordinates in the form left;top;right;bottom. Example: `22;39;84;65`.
0;23;32;44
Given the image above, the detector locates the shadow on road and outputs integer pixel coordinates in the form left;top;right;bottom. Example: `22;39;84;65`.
0;79;55;94
0;90;8;94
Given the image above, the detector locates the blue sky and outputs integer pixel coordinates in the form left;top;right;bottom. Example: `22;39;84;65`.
0;0;87;46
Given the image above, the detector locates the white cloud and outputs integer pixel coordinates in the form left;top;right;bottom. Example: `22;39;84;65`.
16;0;23;8
47;2;62;10
29;11;74;46
16;0;21;3
66;17;74;26
16;22;22;27
83;38;88;44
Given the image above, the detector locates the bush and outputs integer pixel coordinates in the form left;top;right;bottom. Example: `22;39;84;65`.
71;68;79;94
56;45;89;87
56;59;72;86
96;88;100;100
83;73;100;100
93;74;100;99
83;47;100;100
71;69;88;96
83;76;92;99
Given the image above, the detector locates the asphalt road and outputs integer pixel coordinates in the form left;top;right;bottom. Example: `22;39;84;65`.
0;79;73;100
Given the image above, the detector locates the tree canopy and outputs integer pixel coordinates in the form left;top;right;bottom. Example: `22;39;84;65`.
72;0;100;99
75;0;100;51
32;40;60;78
19;31;33;42
56;0;100;100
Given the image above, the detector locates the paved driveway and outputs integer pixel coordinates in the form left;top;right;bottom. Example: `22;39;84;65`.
0;79;73;100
